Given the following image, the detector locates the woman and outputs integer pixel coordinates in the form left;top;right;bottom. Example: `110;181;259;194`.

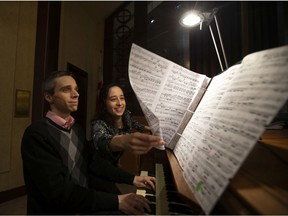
91;83;164;167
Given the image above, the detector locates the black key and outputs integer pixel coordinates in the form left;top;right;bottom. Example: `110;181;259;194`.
145;188;155;195
168;203;195;214
146;194;156;203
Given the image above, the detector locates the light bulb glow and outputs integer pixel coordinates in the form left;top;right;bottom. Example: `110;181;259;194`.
180;11;203;27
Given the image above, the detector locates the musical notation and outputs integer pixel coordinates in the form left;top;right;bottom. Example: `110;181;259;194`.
129;44;210;145
129;43;288;214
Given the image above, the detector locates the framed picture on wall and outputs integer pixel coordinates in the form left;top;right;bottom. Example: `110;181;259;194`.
15;89;31;117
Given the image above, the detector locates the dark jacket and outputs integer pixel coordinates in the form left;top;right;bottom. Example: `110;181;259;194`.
21;118;134;214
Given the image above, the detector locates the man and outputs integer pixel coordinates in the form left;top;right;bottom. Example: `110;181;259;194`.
21;70;155;214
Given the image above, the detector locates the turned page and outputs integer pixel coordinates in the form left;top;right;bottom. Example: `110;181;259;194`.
128;43;210;148
173;45;288;214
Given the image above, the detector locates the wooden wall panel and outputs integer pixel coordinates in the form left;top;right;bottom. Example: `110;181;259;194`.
0;2;19;173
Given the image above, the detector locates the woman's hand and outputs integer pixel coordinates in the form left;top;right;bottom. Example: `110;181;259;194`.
111;132;165;154
133;175;156;191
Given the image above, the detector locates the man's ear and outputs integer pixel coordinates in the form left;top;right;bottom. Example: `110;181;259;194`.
44;92;53;104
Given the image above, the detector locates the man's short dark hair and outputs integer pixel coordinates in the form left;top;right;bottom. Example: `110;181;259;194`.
43;70;74;95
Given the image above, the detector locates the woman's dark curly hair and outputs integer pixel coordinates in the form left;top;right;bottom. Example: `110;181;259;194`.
93;83;129;128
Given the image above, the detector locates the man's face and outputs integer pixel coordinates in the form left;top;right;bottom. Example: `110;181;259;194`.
105;86;126;118
45;76;79;119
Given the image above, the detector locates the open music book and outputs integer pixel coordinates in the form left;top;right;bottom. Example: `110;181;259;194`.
128;43;288;214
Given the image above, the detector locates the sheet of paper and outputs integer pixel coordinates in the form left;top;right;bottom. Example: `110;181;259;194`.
174;45;288;214
129;43;210;147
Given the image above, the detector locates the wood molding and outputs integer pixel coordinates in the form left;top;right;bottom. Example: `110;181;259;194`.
0;186;26;204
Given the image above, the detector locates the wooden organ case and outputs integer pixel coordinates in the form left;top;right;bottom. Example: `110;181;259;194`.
138;129;288;215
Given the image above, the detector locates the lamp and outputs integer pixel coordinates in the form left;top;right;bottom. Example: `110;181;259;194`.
180;9;228;72
179;10;203;28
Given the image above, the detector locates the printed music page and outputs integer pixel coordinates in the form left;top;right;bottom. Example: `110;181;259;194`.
128;43;210;148
173;45;288;214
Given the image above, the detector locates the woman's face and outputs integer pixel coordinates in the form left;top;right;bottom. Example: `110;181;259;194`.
105;86;126;118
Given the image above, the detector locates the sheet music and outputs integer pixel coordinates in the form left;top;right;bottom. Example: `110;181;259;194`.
174;45;288;214
129;43;210;147
128;43;288;214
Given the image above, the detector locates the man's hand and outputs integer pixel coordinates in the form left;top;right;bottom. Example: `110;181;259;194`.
118;193;151;215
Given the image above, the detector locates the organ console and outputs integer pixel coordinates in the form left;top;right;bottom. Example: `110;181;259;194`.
137;129;288;215
137;164;202;215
